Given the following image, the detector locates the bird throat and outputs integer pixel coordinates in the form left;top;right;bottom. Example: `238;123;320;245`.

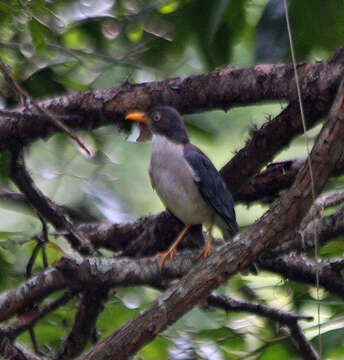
152;134;183;152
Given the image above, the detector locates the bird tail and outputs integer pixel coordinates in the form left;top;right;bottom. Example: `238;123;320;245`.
216;217;239;240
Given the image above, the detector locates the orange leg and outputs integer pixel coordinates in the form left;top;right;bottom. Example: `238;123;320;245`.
197;216;215;259
156;225;191;269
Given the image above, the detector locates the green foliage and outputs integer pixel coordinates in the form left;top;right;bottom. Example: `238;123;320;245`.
0;0;343;359
255;0;344;61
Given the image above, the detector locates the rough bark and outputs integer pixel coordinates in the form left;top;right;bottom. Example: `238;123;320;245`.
0;269;66;322
0;48;343;151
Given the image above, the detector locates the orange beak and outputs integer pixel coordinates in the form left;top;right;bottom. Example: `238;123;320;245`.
125;110;150;124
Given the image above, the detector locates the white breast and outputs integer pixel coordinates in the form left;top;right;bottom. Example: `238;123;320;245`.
149;135;214;225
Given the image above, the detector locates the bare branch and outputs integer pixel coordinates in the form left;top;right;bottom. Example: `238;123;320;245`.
272;204;344;255
10;148;94;255
208;293;312;323
0;49;343;151
289;323;320;360
208;293;318;360
54;252;194;288
0;252;195;322
3;290;77;340
0;58;90;155
300;189;344;230
261;255;344;299
54;287;109;360
0;268;66;322
236;154;344;204
0;334;45;360
15;343;46;360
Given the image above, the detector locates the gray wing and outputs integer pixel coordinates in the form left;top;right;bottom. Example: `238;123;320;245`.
184;144;238;236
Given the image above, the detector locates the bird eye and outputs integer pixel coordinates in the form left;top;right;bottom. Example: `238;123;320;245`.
153;112;161;122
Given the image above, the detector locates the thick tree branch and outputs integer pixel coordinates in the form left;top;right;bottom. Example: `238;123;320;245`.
261;255;344;299
79;76;344;360
0;252;195;322
236;154;344;204
0;48;343;152
54;253;194;288
0;268;66;322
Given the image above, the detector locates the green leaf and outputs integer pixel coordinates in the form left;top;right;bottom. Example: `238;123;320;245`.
0;231;23;242
29;18;46;50
258;342;293;360
0;1;17;13
290;0;344;59
197;327;245;348
0;245;16;264
139;336;169;360
312;328;344;356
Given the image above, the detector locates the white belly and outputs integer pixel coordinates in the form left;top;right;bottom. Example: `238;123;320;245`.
149;136;214;225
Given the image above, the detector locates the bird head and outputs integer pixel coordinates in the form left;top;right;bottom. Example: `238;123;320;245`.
126;106;190;144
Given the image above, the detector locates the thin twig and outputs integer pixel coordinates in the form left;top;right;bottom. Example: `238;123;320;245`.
38;215;49;269
29;328;42;356
208;293;313;323
0;58;91;155
3;290;78;340
10;148;94;255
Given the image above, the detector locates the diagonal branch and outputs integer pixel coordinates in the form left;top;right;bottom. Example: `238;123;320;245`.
289;323;319;360
10;148;94;255
235;154;344;204
0;268;66;322
0;334;45;360
3;290;77;340
270;201;344;256
0;59;90;155
54;287;110;360
14;343;46;360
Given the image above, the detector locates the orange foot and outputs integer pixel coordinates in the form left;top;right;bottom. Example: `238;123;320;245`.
155;247;178;269
196;239;213;259
155;225;191;270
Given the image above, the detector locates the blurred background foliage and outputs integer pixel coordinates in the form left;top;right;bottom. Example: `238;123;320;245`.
0;0;343;359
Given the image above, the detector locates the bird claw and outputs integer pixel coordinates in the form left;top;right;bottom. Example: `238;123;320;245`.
196;239;213;259
155;247;177;269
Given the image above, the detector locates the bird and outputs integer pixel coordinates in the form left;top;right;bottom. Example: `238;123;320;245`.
126;106;238;268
